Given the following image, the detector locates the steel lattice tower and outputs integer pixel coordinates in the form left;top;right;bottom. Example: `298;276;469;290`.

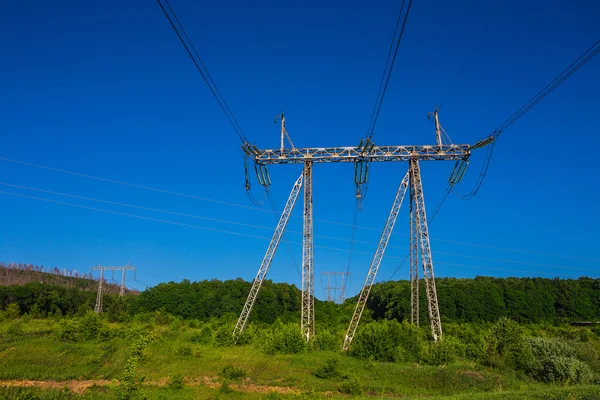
91;264;136;313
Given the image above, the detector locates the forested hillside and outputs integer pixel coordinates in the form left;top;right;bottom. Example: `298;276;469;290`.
2;276;600;325
0;262;136;295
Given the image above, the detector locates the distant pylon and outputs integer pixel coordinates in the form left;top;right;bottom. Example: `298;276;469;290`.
90;263;136;313
321;271;350;304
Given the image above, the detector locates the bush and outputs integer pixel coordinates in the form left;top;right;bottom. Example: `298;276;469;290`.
6;321;24;340
190;326;213;345
222;365;246;380
262;323;306;355
350;320;403;362
484;317;530;369
214;325;234;347
427;337;459;366
315;329;338;351
314;358;339;379
153;308;174;326
5;303;20;320
338;375;361;395
176;344;193;356
56;319;79;342
524;337;594;384
168;373;185;389
79;311;104;340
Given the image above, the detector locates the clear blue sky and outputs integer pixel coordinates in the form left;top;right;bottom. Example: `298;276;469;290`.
1;0;599;297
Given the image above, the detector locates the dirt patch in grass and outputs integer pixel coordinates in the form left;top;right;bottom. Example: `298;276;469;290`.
0;379;112;394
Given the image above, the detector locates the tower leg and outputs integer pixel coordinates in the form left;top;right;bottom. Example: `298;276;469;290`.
409;158;442;341
409;180;419;326
94;269;104;313
301;161;314;342
343;172;410;351
233;173;303;342
120;267;126;297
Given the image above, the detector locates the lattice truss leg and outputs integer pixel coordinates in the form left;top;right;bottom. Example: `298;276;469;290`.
410;181;419;326
233;173;304;342
94;269;104;313
301;161;315;342
343;171;410;351
409;158;443;342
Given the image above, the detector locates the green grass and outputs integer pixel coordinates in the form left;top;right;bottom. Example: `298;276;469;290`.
1;318;600;399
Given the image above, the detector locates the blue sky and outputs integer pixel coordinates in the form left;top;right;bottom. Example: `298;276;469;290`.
1;0;599;298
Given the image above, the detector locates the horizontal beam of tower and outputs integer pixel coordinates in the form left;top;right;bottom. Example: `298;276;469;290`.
246;144;470;164
90;265;135;271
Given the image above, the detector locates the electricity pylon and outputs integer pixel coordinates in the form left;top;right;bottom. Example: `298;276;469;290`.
241;112;465;343
321;271;350;303
233;173;303;342
343;172;409;351
90;263;136;313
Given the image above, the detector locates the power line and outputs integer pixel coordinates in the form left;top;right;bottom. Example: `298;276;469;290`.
491;39;600;138
3;179;598;263
437;0;503;108
453;39;600;201
157;0;248;143
1;188;596;275
366;0;414;140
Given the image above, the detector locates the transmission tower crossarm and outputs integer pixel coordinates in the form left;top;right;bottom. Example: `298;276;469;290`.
233;172;304;342
251;144;470;164
343;171;410;351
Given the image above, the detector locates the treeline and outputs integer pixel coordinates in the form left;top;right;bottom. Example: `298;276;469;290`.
0;263;137;295
2;276;600;324
368;277;600;324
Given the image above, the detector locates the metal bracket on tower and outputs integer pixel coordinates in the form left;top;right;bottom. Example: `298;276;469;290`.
233;172;304;342
409;158;443;342
301;161;315;342
343;171;410;351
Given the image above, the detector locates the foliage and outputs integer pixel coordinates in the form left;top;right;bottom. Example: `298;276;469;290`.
338;374;361;395
314;329;338;351
484;317;530;369
427;337;460;366
111;332;153;400
168;373;185;389
313;358;339;379
6;321;24;340
5;303;21;319
55;319;79;342
350;320;404;362
79;311;103;340
261;323;306;354
190;326;213;345
175;344;193;356
221;364;246;380
524;337;594;384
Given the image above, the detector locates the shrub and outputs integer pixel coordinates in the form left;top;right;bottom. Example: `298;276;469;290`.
315;329;338;351
190;326;213;345
153;308;174;326
524;337;594;384
314;358;339;379
427;337;459;366
484;317;530;369
262;323;306;355
79;311;104;340
338;375;361;395
350;320;403;362
5;303;20;320
168;373;185;389
6;322;24;340
222;365;246;380
56;319;79;342
176;344;193;356
214;325;234;347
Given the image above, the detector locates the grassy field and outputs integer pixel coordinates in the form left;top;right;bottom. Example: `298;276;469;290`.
2;316;600;399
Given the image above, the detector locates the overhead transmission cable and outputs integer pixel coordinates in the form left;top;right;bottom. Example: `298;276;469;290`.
157;0;248;143
366;0;413;140
437;0;503;108
2;179;598;262
455;38;600;200
1;189;594;279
